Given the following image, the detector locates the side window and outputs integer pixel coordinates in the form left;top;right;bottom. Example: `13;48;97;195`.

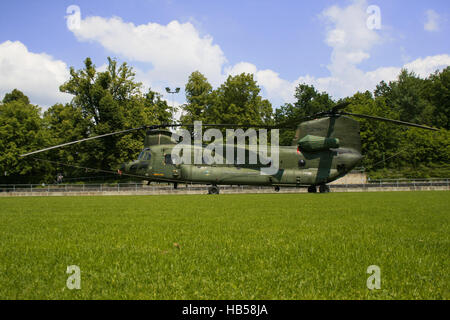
164;154;173;165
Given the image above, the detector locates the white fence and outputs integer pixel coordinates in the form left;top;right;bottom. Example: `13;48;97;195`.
0;178;449;194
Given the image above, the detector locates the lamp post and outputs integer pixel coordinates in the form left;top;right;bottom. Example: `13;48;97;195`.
165;87;180;112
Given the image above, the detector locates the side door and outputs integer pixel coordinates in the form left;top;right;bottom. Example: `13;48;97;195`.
158;148;181;180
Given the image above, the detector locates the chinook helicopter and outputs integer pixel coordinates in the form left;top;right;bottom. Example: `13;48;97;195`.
21;103;437;194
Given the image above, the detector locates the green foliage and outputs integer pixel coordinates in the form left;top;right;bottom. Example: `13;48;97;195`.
1;58;448;182
58;57;173;173
2;89;30;105
366;68;450;176
368;163;450;180
374;68;449;129
0;192;447;299
0;92;53;183
424;66;450;129
182;71;273;126
207;73;273;125
42;103;90;178
346;91;402;170
181;71;213;124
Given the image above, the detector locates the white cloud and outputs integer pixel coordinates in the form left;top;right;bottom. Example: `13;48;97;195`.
424;9;440;32
404;54;450;77
225;62;258;77
240;0;450;103
67;1;449;107
0;41;71;108
1;1;448;112
72;16;227;88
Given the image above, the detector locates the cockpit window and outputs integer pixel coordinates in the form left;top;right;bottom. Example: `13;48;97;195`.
164;154;173;165
138;148;151;161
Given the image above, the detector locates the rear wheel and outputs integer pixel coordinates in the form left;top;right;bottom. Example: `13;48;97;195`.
307;185;317;193
208;185;220;194
319;184;330;193
274;186;280;192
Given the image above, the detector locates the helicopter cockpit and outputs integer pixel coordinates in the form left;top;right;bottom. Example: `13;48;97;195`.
137;148;152;161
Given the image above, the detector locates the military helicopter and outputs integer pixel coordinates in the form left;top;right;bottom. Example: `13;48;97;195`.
21;103;437;194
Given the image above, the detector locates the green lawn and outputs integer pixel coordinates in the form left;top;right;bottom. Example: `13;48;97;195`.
0;191;448;299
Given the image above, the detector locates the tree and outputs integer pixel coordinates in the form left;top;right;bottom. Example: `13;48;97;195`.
59;57;173;171
374;69;434;126
346;91;403;171
206;73;273;125
0;90;52;183
2;88;30;105
181;71;213;124
424;66;450;129
43;103;89;178
144;89;173;124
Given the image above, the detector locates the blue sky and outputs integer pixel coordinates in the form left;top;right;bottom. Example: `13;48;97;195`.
0;0;448;109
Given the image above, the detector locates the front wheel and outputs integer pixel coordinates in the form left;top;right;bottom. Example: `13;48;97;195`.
319;184;330;193
307;185;317;193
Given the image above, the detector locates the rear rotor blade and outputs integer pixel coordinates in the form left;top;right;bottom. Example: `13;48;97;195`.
331;101;351;113
340;112;438;131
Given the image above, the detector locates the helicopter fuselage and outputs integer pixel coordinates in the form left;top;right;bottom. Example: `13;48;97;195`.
121;143;362;187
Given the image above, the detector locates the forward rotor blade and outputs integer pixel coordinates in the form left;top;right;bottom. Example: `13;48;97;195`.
340;112;439;131
183;123;275;128
20;126;145;157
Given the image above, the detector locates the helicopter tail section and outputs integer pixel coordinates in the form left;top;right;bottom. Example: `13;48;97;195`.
292;116;361;153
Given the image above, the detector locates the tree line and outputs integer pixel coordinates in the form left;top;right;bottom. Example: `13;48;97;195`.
0;57;448;183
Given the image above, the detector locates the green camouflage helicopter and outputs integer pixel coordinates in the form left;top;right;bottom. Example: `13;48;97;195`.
21;103;437;194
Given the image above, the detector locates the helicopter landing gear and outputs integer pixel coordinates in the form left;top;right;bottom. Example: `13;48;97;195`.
274;186;280;192
208;185;220;194
319;184;330;193
307;185;317;193
173;182;178;189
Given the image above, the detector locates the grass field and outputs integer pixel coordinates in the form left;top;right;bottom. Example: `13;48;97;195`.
0;191;448;300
